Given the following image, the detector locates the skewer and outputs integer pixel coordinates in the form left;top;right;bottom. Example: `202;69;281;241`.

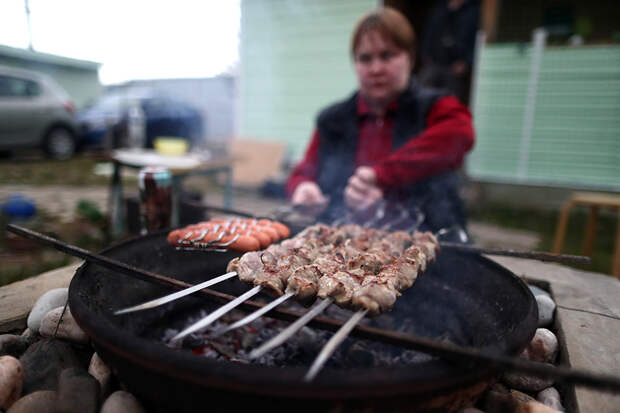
114;271;238;315
210;291;295;339
249;298;333;360
304;309;368;382
171;285;263;342
439;242;591;265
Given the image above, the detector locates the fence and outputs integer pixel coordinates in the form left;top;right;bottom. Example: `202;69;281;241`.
467;30;620;191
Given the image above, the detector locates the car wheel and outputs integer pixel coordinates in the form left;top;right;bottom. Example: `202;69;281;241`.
44;127;76;160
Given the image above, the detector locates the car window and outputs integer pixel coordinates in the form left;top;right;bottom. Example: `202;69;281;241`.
0;75;41;97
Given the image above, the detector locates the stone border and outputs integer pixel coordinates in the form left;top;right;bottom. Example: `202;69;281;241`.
491;256;620;413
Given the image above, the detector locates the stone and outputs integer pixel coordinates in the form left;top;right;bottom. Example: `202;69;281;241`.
6;390;56;413
55;367;100;413
39;307;89;344
491;256;620;412
503;364;555;392
26;288;68;333
100;390;147;413
528;284;550;298
537;387;564;412
521;328;558;363
88;353;112;398
485;388;560;413
19;338;83;395
0;355;23;409
482;382;513;412
0;334;30;358
536;295;556;327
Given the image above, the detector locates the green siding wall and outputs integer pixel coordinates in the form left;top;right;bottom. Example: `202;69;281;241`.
240;0;376;160
469;44;620;190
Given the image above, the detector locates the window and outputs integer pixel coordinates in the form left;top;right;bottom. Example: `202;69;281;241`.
0;75;41;97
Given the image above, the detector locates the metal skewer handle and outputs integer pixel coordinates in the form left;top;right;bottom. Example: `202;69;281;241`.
249;298;333;360
115;271;238;315
304;309;368;382
211;292;295;339
172;285;263;342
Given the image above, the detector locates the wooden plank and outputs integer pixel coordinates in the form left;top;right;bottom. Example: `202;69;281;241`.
0;262;80;333
229;139;287;187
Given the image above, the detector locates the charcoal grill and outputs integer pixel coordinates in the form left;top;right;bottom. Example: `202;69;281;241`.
68;230;537;412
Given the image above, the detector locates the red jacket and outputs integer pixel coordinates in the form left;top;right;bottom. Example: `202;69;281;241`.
286;95;475;197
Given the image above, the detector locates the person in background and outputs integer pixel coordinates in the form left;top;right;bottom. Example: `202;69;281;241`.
419;0;480;104
286;7;475;237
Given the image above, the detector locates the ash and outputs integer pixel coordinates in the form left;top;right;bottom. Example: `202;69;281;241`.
161;302;436;368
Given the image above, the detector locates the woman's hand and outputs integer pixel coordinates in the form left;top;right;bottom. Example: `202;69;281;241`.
291;181;329;216
344;166;383;211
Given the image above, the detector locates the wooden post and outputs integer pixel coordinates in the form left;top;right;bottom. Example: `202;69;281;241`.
613;210;620;279
582;205;599;257
553;200;574;254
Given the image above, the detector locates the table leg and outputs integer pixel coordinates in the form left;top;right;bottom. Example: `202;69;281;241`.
553;200;574;253
109;161;125;237
612;210;620;279
582;205;599;257
172;175;182;228
224;166;233;209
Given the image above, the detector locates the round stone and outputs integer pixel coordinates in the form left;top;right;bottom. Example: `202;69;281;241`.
521;328;559;363
88;353;112;398
6;390;56;413
39;307;89;344
101;391;147;413
537;387;565;411
0;355;23;409
536;294;556;327
27;288;68;333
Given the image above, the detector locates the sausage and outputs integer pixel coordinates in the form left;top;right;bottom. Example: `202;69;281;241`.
167;217;290;251
241;228;271;249
215;233;261;252
269;222;291;239
255;219;290;239
261;225;281;243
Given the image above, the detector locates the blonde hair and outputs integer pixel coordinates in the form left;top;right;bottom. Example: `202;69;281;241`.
351;7;416;60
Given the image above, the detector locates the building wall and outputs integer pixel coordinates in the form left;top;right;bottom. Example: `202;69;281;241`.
468;42;620;190
239;0;377;161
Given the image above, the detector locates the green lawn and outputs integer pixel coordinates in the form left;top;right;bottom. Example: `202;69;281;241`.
0;153;110;186
468;203;617;275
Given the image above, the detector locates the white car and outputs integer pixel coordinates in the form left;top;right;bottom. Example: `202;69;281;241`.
0;65;79;159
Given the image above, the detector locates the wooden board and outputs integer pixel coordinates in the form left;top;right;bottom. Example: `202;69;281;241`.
229;139;286;187
0;262;80;333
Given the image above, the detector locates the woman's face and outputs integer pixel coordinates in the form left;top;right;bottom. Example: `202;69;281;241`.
354;30;412;109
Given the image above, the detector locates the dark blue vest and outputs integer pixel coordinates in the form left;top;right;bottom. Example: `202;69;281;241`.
314;80;467;234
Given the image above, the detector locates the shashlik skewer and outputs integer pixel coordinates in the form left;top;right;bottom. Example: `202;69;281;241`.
167;225;395;341
116;224;432;322
210;228;416;337
114;271;238;315
249;298;334;360
210;291;296;339
171;285;263;342
304;308;369;382
246;230;439;360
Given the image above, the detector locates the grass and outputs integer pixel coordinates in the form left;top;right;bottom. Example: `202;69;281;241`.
468;202;617;275
0;153;110;186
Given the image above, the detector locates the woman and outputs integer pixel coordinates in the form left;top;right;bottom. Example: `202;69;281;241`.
287;7;474;234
